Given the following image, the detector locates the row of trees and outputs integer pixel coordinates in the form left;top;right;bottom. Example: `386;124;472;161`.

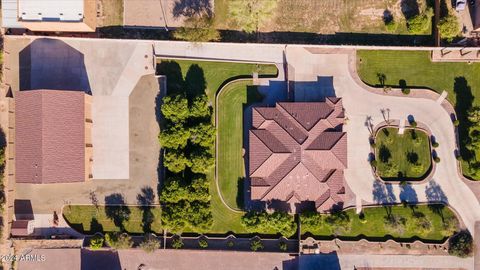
464;107;480;178
159;90;215;233
241;211;297;237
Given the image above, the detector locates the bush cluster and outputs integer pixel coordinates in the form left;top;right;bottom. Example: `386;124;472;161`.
241;211;297;237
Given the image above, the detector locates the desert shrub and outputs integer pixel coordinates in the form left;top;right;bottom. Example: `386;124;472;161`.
139;234;161;253
89;234;104;250
198;238;208;248
172;236;184;249
407;8;433;34
250;238;264;252
448;231;473;258
402;88;411;95
438;15;460;41
105;232;133;250
279;241;288;251
383;214;406;234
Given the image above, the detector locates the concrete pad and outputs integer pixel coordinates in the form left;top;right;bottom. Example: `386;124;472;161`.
436;90;448;104
398;119;406;135
92;96;129;180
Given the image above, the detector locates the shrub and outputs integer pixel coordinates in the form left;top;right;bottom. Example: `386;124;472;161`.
442;216;459;236
241;211;297;237
432;141;439;148
402;88;411;95
173;14;220;42
453;120;460;127
370;160;378;168
172;236;184;249
383;214;406;234
385;20;398;32
434;156;441;163
250;238;264;252
410;121;417;128
300;211;322;233
407;8;433;34
438;15;460;41
198;238;208;248
325;211;351;234
139;234;161;253
105;232;133;250
448;231;473;258
279;241;288;251
89;234;104;250
227;240;235;248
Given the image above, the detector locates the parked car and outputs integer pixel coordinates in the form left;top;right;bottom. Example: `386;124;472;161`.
456;0;467;11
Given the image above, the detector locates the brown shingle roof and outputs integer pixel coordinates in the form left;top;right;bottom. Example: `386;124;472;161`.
15;90;86;184
249;100;347;213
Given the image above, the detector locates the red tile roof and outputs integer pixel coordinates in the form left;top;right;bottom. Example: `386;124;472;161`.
15;90;86;184
249;100;347;213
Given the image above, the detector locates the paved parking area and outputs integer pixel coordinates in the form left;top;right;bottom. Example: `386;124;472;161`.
4;37;161;215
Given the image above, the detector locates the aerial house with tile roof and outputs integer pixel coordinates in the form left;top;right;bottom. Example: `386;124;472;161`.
15;90;93;184
249;98;348;213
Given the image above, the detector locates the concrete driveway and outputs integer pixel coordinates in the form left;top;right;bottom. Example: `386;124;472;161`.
285;46;480;234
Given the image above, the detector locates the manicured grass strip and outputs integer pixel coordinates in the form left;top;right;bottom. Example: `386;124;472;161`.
63;205;162;234
375;127;431;180
217;81;263;209
357;50;480;106
302;205;456;241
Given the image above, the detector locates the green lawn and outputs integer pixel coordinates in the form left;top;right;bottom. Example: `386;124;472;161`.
375;127;432;180
157;60;278;234
302;205;457;241
63;205;162;234
357;50;480;180
217;80;263;210
157;59;277;107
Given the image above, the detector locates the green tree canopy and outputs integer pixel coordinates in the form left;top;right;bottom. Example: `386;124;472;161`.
190;95;211;119
164;149;191;173
438;14;460;41
407;8;433;34
190;123;215;148
161;200;213;233
190;150;215;174
159;124;191;149
161;175;210;203
161;95;190;123
228;0;278;33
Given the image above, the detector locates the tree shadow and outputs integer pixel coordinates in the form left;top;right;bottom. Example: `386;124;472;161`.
172;0;213;18
89;218;104;234
377;73;387;86
379;144;392;163
401;0;420;19
104;193;131;232
184;64;207;101
383;9;394;24
137;186;155;233
372;180;396;217
406;151;419;164
399;183;418;212
453;77;475;162
236;177;245;209
156;61;184;96
425;180;448;221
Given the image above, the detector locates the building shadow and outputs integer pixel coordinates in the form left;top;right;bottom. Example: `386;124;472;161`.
19;38;91;93
81;249;121;270
298;252;341;270
292;76;336;102
14;199;34;220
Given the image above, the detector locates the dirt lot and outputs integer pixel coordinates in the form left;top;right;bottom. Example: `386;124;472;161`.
97;0;123;27
216;0;431;35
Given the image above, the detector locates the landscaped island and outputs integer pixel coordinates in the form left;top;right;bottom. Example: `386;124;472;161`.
357;50;480;180
374;127;432;181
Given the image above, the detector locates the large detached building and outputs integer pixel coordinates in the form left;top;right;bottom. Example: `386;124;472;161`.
249;98;347;213
15;90;92;184
2;0;96;32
